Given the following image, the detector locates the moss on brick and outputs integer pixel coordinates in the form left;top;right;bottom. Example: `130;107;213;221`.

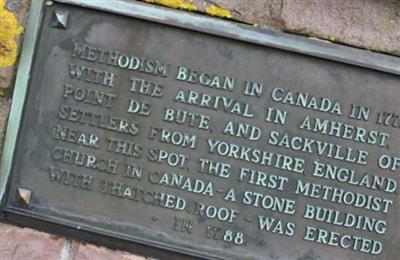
205;5;232;19
144;0;197;11
0;0;23;68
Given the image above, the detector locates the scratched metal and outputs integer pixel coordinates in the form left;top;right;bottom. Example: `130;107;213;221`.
2;2;400;260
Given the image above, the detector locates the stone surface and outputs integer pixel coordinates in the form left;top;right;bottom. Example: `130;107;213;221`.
0;223;65;260
279;0;400;55
142;0;400;56
71;242;147;260
0;97;11;156
0;223;151;260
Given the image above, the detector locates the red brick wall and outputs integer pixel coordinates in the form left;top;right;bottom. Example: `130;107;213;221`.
0;224;148;260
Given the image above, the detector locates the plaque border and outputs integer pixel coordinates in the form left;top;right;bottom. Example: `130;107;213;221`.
0;1;399;259
57;0;400;76
0;0;43;201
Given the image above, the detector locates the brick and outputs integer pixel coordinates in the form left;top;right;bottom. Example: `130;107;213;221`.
279;0;400;56
0;223;65;260
71;241;147;260
143;0;400;57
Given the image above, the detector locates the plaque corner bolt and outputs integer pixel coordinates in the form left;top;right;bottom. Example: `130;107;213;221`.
51;10;69;30
16;187;32;207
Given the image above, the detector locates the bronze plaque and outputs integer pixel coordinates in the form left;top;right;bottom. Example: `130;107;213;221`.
1;1;399;259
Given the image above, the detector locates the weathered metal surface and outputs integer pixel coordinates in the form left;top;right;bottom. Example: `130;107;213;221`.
1;1;399;260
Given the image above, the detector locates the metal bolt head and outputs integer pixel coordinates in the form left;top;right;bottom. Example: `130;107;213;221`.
51;10;69;29
16;188;32;207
